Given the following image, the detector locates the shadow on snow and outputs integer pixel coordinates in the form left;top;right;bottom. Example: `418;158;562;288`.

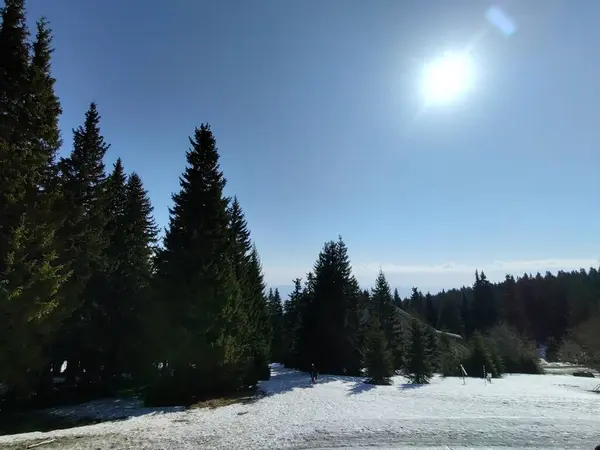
0;397;184;437
398;383;426;390
261;364;376;397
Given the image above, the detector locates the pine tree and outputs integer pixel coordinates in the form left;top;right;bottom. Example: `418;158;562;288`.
438;297;463;335
502;274;529;334
460;289;472;336
371;270;395;332
393;288;402;307
245;246;272;381
472;271;498;331
124;172;158;269
96;158;146;384
371;270;404;371
294;273;317;371
227;196;271;383
0;1;29;167
438;332;464;377
425;293;437;327
425;326;441;372
408;287;425;319
268;288;285;362
53;103;110;384
282;278;304;367
363;316;394;385
28;17;62;189
465;332;496;378
345;276;365;376
0;4;68;394
406;318;433;384
154;124;245;402
119;171;158;379
487;339;504;376
301;237;360;375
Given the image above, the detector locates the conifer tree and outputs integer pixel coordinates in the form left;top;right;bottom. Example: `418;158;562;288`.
95;159;158;384
408;287;425;318
119;171;158;379
345;276;365;376
292;273;316;371
0;3;68;393
371;270;404;370
154;124;246;402
28;17;62;189
268;288;285;362
371;271;395;332
460;289;473;336
472;271;497;331
302;237;360;375
425;292;437;327
363;316;394;385
282;278;304;367
124;172;158;271
438;332;463;377
53;103;110;384
393;288;402;307
502;275;527;333
425;326;441;372
245;246;271;381
465;332;497;378
227;196;271;382
406;318;433;384
438;297;463;335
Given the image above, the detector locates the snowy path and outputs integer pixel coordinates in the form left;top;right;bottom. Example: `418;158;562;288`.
1;365;599;449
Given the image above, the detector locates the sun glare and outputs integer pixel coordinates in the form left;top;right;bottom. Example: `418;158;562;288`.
421;52;474;105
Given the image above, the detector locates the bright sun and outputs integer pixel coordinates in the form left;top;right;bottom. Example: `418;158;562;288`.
421;52;474;105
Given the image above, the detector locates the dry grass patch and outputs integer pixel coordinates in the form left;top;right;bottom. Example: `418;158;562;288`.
190;389;266;410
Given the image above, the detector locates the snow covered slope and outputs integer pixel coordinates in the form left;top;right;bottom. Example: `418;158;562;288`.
1;364;599;449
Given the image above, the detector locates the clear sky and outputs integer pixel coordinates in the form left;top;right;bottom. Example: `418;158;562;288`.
24;0;599;296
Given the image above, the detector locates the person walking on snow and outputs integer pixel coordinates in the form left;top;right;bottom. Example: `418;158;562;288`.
310;363;318;384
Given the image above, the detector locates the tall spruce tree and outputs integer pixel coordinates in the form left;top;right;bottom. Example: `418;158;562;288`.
268;288;285;362
438;296;463;335
370;270;404;370
460;289;472;336
28;17;62;189
502;274;529;334
154;124;246;402
245;246;272;381
406;318;433;384
465;332;497;378
228;196;271;382
119;171;158;379
282;278;304;367
96;158;135;384
425;293;437;327
345;277;365;376
425;326;441;372
301;237;360;375
0;3;68;393
54;102;110;384
472;270;498;332
363;315;394;385
393;288;402;307
408;287;425;319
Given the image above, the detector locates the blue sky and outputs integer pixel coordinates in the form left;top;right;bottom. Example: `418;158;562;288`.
24;0;599;296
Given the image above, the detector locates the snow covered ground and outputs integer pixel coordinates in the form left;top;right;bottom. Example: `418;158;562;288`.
1;364;599;449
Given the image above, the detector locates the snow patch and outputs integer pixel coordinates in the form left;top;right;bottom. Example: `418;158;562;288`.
0;363;599;449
